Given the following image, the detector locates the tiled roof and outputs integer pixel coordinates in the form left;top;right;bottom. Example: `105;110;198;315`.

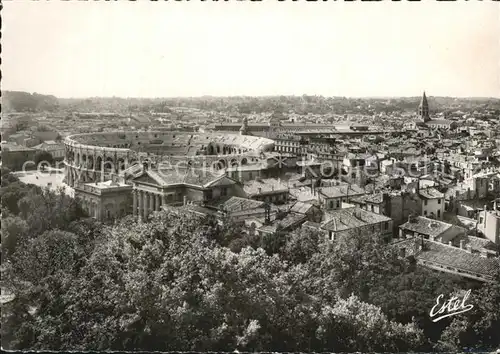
350;193;384;204
319;184;365;198
290;201;316;214
302;221;322;230
208;196;264;213
419;187;444;199
418;240;500;278
321;207;392;232
244;178;289;196
257;213;307;234
400;216;453;238
458;235;498;252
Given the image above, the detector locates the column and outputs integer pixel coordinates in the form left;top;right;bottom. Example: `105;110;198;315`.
144;192;150;218
150;193;155;213
162;195;167;207
133;190;138;216
156;194;161;211
139;191;144;220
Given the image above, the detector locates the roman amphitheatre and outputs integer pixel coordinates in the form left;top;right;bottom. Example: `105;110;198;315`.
64;131;275;187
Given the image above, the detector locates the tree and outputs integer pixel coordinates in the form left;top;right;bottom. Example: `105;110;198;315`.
34;150;54;167
2;208;495;352
281;227;322;265
316;295;425;352
1;216;29;260
436;271;500;351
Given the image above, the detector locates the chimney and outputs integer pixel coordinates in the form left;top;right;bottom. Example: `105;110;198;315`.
448;241;453;246
183;195;187;206
459;239;465;249
466;244;472;253
480;249;488;258
258;187;262;194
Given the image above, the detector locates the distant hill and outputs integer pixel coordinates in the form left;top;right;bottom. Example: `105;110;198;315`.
2;91;499;116
2;91;59;112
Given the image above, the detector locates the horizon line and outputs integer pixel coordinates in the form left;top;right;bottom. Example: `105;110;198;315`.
2;89;500;101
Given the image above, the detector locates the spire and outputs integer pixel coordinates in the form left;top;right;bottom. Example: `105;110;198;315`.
418;91;430;122
420;91;428;107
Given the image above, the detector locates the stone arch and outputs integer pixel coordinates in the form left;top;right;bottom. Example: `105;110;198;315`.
104;156;114;172
88;155;94;170
206;143;216;156
241;157;248;166
230;158;239;167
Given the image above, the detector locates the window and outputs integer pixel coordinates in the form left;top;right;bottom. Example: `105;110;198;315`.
438;199;441;204
384;221;389;230
424;210;427;216
371;205;374;212
437;210;441;218
336;200;340;208
221;187;228;196
329;201;334;209
424;200;428;206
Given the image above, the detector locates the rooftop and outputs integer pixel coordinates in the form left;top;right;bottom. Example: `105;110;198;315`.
244;178;289;196
400;216;460;238
350;192;385;205
419;187;444;199
321;207;392;232
418;240;500;280
208;196;264;213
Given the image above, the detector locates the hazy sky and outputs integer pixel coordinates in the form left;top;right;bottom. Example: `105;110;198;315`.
4;1;500;98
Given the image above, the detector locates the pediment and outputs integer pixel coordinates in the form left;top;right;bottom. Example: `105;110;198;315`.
133;173;161;186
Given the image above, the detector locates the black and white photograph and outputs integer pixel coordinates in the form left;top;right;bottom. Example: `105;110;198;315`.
1;0;500;352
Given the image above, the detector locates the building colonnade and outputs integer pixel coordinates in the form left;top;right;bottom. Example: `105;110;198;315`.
133;189;167;219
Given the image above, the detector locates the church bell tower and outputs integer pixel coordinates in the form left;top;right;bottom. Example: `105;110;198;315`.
418;91;430;122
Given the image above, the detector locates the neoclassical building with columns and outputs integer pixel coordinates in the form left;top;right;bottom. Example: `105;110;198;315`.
131;167;246;220
65;131;273;221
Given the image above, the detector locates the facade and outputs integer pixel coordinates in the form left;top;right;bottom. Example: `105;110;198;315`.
319;184;366;211
1;143;37;171
477;207;500;245
419;187;445;219
74;178;133;222
132;167;245;220
32;140;65;160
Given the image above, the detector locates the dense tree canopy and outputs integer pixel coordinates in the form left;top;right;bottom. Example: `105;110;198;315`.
1;168;498;352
